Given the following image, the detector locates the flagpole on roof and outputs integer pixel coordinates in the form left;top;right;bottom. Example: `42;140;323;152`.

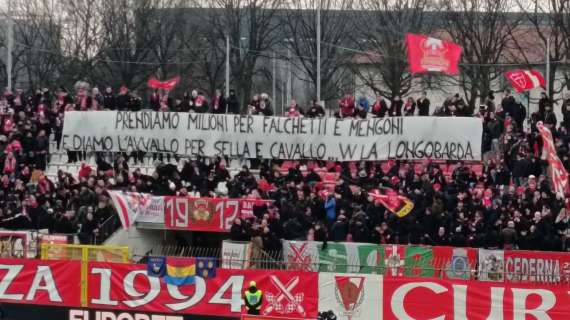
546;0;551;97
6;0;13;91
546;37;550;97
316;0;321;105
225;35;230;101
272;51;276;107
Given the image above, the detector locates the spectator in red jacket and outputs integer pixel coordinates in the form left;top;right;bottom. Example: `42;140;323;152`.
78;162;93;179
286;100;302;117
339;94;355;118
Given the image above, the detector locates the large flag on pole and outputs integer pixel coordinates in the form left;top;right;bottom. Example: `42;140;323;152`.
368;188;414;218
405;33;462;75
537;121;569;198
504;69;545;93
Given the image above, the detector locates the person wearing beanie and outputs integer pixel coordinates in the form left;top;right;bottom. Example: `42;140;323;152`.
417;91;430;116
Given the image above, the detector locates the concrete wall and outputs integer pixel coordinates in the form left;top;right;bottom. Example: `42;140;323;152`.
103;226;173;260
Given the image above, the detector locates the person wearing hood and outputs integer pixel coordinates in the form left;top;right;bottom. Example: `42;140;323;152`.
226;89;240;114
355;96;369;118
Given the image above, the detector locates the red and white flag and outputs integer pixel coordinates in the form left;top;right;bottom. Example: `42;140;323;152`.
537;121;569;198
504;69;545;93
108;191;160;229
405;33;462;75
147;76;181;91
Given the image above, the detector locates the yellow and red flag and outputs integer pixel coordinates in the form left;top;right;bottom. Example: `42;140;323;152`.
369;188;414;218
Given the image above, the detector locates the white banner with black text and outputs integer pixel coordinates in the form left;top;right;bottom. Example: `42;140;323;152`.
62;111;483;161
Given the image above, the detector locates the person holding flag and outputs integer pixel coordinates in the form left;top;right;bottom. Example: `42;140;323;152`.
368;188;414;218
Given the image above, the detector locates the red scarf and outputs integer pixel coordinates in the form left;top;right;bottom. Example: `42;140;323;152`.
3;119;13;133
80;96;87;110
213;96;220;110
38;178;50;194
195;95;205;107
3;156;15;174
287;108;300;117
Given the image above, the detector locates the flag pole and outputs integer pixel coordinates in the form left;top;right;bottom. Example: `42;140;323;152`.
225;35;230;100
546;37;550;97
316;0;321;105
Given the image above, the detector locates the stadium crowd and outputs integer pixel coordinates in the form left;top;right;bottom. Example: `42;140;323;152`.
1;84;570;253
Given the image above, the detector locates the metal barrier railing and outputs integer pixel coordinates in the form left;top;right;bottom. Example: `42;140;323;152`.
95;214;121;244
135;243;570;286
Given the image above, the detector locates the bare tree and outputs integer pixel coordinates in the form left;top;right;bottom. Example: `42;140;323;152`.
144;0;192;81
0;0;63;89
206;0;284;108
283;0;353;102
187;35;226;96
176;5;228;96
511;0;570;100
439;0;522;109
97;0;155;89
352;0;432;100
58;0;105;85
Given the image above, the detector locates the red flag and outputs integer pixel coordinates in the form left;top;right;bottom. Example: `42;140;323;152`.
504;69;545;93
147;76;181;91
368;189;414;218
405;33;462;75
537;121;569;198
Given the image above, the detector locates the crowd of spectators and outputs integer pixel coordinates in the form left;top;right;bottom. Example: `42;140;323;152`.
1;83;570;254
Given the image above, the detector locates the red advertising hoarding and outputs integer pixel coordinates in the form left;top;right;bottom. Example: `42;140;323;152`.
382;276;570;319
3;257;570;319
164;197;272;232
0;258;81;307
504;250;570;284
87;262;318;319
